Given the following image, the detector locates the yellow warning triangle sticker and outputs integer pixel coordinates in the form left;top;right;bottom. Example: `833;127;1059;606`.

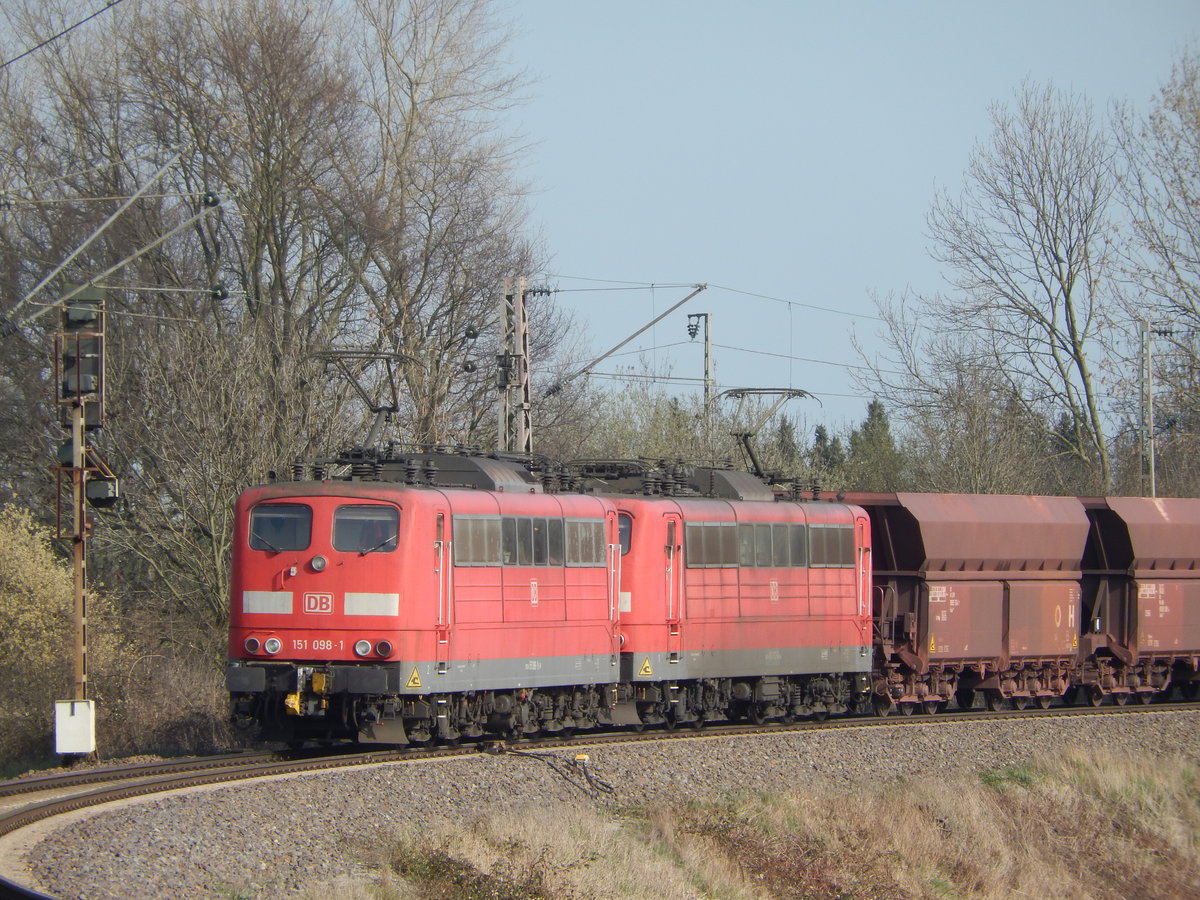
639;657;653;677
406;666;423;689
929;635;936;653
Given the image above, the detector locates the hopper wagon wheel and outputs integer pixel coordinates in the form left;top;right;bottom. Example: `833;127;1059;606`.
1087;687;1104;707
1113;692;1130;706
1036;695;1054;710
1010;696;1029;711
984;691;1006;712
955;689;976;711
1137;691;1154;705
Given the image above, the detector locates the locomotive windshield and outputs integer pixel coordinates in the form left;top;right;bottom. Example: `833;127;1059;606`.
333;505;399;554
249;503;312;552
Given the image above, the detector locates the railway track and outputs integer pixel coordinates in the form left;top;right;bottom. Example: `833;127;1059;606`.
0;702;1195;899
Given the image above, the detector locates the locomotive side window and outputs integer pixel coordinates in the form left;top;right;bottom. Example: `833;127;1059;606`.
772;524;791;566
736;522;809;567
333;505;399;553
565;519;606;566
755;524;773;567
516;517;535;565
454;515;502;565
501;517;518;564
453;515;577;567
249;503;311;552
810;523;855;567
685;522;737;567
547;518;564;565
790;524;808;567
531;517;559;565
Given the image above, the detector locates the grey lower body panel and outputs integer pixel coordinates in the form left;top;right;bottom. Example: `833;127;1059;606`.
621;645;873;682
399;653;621;695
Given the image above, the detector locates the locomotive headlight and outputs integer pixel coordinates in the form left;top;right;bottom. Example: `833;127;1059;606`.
375;640;394;657
264;637;282;655
354;639;372;657
310;555;327;572
244;637;261;654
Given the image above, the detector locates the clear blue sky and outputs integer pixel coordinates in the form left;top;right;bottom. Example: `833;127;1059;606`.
503;1;1200;430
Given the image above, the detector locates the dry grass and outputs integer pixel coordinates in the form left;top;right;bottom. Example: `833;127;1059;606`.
331;747;1200;900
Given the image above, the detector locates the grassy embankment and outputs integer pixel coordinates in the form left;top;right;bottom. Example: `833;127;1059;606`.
321;747;1200;900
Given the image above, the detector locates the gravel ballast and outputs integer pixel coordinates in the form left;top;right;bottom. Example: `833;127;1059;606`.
12;710;1200;899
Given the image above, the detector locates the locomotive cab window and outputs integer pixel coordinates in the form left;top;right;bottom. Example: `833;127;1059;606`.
333;505;399;554
618;514;632;555
249;503;312;552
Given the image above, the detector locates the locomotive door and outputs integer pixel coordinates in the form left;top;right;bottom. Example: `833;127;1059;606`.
665;514;683;661
434;512;451;672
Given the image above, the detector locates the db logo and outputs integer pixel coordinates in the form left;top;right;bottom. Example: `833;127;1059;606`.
303;592;334;614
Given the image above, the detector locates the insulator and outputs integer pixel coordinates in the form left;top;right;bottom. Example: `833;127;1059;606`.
291;463;305;481
351;461;373;480
371;460;383;480
643;469;662;496
312;465;326;481
405;460;420;484
423;460;438;484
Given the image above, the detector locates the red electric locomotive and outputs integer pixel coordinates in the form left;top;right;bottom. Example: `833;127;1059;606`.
228;453;622;744
610;465;872;727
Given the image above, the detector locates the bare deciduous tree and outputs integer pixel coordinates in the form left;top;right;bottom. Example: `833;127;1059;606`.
859;83;1120;493
1115;50;1200;496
